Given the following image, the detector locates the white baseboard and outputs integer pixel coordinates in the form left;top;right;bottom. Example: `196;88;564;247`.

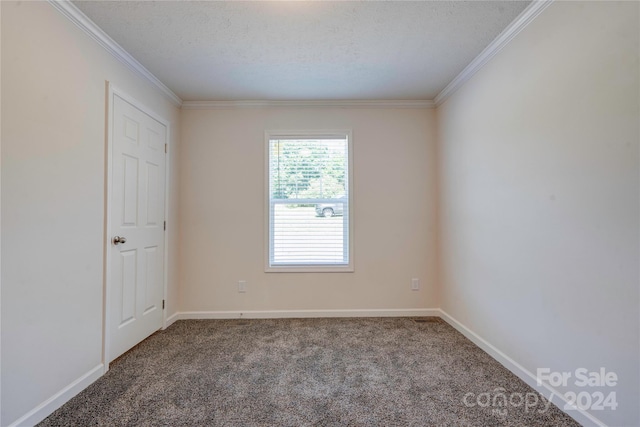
437;309;606;427
164;311;181;328
175;308;440;321
8;364;104;427
11;309;604;427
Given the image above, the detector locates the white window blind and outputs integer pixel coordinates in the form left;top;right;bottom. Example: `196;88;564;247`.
267;133;352;270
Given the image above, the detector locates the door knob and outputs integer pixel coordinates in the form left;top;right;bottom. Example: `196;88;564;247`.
113;236;127;245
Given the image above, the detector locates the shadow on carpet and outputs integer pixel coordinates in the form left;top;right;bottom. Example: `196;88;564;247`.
40;318;580;426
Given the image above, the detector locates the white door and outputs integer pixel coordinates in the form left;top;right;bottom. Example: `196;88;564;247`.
109;93;166;362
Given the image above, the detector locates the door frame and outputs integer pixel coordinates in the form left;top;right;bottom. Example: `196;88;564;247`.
102;82;171;372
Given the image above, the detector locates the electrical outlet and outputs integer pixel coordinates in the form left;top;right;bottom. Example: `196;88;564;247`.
411;278;420;291
238;280;247;293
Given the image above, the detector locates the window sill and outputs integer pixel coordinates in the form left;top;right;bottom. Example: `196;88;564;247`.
265;265;354;273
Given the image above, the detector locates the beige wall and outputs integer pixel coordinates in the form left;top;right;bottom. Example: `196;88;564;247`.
179;108;438;313
437;2;639;426
1;2;180;425
2;1;639;426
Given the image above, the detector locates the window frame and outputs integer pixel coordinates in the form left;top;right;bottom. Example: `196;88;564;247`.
264;130;354;273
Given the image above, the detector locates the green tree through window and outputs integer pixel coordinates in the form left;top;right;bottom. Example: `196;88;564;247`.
270;139;346;200
267;133;352;270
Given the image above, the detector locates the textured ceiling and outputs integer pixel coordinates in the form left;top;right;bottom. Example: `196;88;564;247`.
73;1;530;101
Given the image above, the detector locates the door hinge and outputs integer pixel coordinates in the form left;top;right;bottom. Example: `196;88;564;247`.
164;221;166;231
162;300;165;310
165;143;168;153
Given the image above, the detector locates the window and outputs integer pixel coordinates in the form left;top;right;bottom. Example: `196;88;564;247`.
266;131;353;272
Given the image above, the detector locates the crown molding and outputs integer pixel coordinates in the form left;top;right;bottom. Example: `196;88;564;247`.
48;0;183;108
181;99;435;109
434;0;554;106
49;0;552;110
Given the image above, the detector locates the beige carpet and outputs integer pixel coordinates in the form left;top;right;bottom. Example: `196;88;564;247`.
40;317;579;426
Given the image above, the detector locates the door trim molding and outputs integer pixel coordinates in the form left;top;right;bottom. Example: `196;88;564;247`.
103;82;170;371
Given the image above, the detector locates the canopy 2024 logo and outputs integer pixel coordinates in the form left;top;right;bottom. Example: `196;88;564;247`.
537;368;618;411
